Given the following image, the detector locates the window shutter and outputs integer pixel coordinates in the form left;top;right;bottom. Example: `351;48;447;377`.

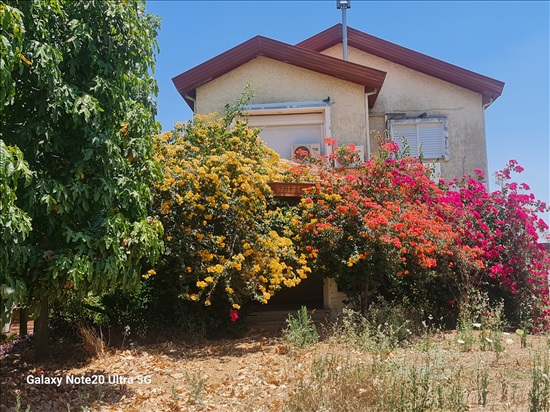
418;122;444;159
392;123;418;156
389;118;448;160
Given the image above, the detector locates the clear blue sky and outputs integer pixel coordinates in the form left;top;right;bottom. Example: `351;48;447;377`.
146;1;549;227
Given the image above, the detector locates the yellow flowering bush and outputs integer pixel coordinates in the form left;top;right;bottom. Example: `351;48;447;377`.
153;112;310;314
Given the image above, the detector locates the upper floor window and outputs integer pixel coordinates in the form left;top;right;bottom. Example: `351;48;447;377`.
245;103;330;160
389;117;449;160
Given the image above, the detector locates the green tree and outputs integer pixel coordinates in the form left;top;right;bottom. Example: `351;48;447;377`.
0;0;163;358
0;141;32;328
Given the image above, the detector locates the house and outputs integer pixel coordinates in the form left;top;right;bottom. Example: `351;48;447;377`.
172;24;505;313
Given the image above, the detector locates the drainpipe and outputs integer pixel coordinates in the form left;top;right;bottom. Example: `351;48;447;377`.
482;98;494;188
364;89;378;160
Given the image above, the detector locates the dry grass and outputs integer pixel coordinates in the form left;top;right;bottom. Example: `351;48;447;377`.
285;331;549;411
77;324;107;359
1;326;549;411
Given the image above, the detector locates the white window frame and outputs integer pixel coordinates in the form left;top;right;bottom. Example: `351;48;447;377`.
244;102;331;157
389;117;449;161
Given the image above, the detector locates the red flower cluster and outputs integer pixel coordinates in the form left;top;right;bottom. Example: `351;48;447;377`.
292;136;550;328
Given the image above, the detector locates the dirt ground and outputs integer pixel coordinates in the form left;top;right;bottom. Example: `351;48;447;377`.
1;325;548;412
1;326;298;412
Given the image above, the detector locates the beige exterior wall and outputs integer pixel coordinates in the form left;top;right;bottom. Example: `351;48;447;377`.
322;45;488;181
195;56;368;148
194;46;488;180
323;278;348;313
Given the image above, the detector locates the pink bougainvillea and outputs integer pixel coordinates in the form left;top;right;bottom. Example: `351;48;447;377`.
441;160;550;330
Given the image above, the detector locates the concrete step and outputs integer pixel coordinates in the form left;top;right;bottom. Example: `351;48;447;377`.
247;309;331;324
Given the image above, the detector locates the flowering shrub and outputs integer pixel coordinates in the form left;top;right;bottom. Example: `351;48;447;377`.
292;135;482;313
291;134;549;328
327;138;362;168
153;113;310;317
153;115;549;330
441;162;550;330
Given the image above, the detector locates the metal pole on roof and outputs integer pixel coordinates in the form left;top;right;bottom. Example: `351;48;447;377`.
337;0;351;61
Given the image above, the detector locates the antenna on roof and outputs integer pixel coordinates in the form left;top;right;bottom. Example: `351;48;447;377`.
336;0;351;61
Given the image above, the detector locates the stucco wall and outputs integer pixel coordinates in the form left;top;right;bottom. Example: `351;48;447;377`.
322;45;488;181
195;56;367;147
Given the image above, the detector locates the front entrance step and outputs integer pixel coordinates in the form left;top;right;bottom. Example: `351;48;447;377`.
246;309;331;332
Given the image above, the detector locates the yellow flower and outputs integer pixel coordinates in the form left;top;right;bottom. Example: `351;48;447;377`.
225;287;234;294
204;276;215;283
232;304;241;310
205;300;211;306
142;269;156;279
222;204;230;210
20;53;32;66
160;201;172;215
196;281;207;288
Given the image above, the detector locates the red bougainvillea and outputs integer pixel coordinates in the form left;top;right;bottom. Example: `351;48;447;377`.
292;136;549;329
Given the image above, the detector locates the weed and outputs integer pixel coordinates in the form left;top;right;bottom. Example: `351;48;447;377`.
529;351;550;412
498;372;509;404
77;324;106;358
185;370;206;403
476;363;490;407
517;328;529;348
15;393;30;412
457;293;478;351
338;306;413;359
283;306;318;348
171;384;180;402
457;289;507;355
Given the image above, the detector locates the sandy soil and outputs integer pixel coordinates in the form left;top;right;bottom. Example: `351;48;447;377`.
1;326;548;411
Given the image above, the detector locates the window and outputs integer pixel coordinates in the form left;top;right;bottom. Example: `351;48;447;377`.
389;118;449;160
245;104;331;160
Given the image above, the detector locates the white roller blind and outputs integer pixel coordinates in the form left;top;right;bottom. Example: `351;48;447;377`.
392;123;418;156
248;112;325;160
247;113;324;127
418;122;444;159
257;124;323;159
390;119;446;160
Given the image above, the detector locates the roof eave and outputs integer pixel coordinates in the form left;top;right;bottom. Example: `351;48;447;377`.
172;34;387;110
298;24;505;105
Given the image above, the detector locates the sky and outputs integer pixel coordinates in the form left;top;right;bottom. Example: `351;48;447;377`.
146;1;549;227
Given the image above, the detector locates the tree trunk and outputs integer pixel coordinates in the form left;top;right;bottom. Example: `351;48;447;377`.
35;297;49;360
19;307;28;336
